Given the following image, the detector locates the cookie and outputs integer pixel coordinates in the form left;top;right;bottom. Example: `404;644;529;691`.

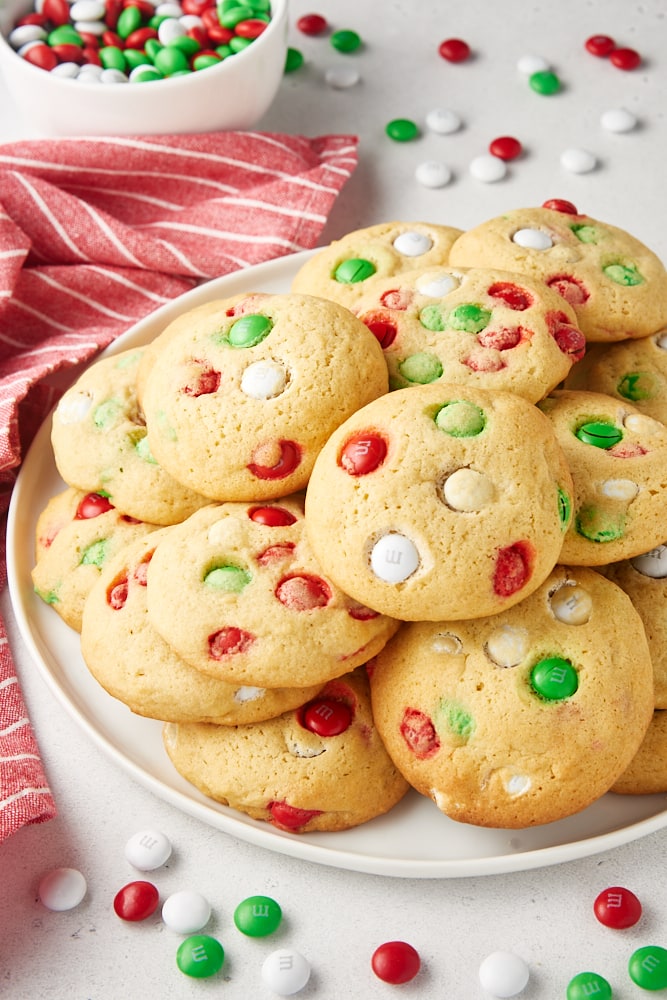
31;496;158;631
353;264;585;401
34;487;113;562
565;329;667;424
80;530;323;724
369;566;654;828
51;349;210;525
290;221;463;312
538;389;667;565
611;711;667;795
604;544;667;708
162;667;410;833
138;292;389;501
145;496;399;689
448;201;667;342
304;384;574;621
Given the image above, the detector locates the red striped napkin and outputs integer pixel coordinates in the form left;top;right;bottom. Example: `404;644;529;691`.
0;130;358;842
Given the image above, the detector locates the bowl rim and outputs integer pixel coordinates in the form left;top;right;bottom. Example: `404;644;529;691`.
0;0;288;92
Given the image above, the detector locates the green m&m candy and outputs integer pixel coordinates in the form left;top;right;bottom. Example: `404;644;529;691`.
233;895;282;937
176;935;224;978
435;400;486;437
566;971;612;1000
575;420;623;449
628;946;667;990
226;313;273;347
530;656;578;700
334;258;376;284
204;564;252;593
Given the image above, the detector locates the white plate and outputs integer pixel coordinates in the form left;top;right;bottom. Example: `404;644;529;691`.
7;251;667;878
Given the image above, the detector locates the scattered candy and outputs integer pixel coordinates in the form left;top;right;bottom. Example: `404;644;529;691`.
478;951;530;998
176;934;225;979
38;867;87;911
234;894;282;936
162;890;211;934
560;148;597;173
371;941;421;984
610;46;641;70
124;829;172;871
330;28;361;53
516;53;550;76
567;972;612;1000
324;66;360;88
425;107;462;134
600;107;638;132
593;886;642;928
469;154;507;182
438;37;470;62
585;34;615;57
415;160;452;188
385;118;420;142
489;135;522;160
628;945;667;990
529;69;561;94
113;880;160;921
261;948;311;996
296;13;327;36
284;47;304;73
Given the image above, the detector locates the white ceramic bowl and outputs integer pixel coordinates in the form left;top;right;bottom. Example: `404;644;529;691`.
0;0;288;136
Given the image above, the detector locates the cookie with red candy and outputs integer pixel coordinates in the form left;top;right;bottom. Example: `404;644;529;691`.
353;264;585;402
290;220;463;311
448;202;667;342
81;529;324;724
304;383;574;621
145;496;399;689
31;490;159;632
138;292;388;502
162;667;410;833
538;389;667;565
369;566;653;827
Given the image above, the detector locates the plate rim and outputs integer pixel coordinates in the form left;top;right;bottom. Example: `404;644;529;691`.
7;250;667;879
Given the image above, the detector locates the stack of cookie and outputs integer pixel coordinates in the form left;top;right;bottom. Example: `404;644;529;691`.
31;203;667;832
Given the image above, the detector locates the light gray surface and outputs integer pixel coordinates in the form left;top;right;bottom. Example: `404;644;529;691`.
2;1;667;996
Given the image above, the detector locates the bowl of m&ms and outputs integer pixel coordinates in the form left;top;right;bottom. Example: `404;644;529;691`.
0;0;288;135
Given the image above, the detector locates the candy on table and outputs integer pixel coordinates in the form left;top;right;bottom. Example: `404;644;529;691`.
600;107;638;132
628;946;667;990
415;160;452;188
234;894;282;936
261;948;311;996
438;37;471;62
124;828;172;871
469;153;507;182
162;889;212;934
385;117;420;142
113;880;160;921
425;107;462;134
560;148;597;173
296;13;327;36
528;68;561;94
593;886;642;929
330;28;361;53
371;941;421;985
566;972;612;1000
176;934;225;978
324;65;360;88
38;867;87;911
489;135;522;160
478;951;530;998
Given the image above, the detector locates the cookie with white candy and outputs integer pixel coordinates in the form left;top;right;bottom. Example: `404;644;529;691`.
448;201;667;342
290;220;463;311
163;667;410;834
538;389;667;565
353;264;586;402
369;566;653;828
305;383;574;621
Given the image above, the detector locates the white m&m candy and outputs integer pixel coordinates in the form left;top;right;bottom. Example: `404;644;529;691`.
38;867;87;911
261;949;311;996
478;950;530;998
124;829;172;871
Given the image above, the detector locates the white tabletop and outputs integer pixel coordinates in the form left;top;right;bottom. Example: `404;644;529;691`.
3;1;667;997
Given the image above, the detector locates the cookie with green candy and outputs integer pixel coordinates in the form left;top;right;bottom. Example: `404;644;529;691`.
353;263;585;400
291;220;463;311
538;389;667;565
448;201;667;342
51;348;210;525
369;566;653;827
305;383;574;622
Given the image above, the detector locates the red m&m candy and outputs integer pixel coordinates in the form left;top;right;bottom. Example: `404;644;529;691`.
113;880;159;921
371;941;421;984
438;37;470;62
593;886;642;928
